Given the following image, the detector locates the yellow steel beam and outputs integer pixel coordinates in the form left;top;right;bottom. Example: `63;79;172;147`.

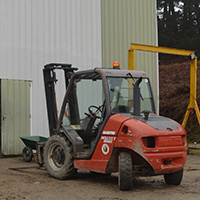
182;108;191;128
190;56;197;108
128;49;135;70
182;100;200;128
130;43;195;57
194;101;200;125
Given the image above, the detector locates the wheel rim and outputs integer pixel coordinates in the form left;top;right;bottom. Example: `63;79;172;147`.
25;149;30;157
48;143;65;171
22;147;33;162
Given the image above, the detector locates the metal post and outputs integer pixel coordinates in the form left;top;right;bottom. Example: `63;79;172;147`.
182;56;200;128
128;49;135;70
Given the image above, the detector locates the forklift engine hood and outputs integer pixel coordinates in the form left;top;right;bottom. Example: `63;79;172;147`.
133;113;180;131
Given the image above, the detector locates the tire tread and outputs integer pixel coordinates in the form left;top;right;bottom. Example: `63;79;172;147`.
44;135;75;179
164;169;183;185
118;152;132;190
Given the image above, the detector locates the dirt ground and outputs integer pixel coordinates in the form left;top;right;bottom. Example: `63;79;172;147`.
0;154;199;200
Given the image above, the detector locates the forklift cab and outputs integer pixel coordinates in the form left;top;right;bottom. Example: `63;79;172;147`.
58;68;155;158
60;71;106;154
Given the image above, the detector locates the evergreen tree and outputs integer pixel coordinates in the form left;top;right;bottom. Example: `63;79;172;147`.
157;0;200;51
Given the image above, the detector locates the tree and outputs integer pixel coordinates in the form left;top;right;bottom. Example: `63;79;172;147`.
157;0;200;51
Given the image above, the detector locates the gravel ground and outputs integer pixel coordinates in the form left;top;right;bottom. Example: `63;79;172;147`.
0;153;200;200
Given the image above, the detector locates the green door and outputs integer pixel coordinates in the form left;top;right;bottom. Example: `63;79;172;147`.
1;79;31;155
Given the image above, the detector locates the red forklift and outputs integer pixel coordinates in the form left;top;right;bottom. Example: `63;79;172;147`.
43;63;187;190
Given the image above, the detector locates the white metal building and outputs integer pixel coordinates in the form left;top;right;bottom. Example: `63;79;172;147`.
0;0;158;155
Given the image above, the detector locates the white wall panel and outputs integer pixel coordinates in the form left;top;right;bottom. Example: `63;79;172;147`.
0;0;102;137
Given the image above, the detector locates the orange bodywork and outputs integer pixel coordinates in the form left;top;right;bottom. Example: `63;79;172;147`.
74;114;187;175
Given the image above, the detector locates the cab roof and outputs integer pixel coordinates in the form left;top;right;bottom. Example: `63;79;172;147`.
95;68;149;78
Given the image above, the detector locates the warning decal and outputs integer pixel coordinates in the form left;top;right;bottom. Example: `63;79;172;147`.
102;144;109;155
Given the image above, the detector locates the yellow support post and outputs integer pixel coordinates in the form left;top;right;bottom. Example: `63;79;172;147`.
129;43;200;129
182;109;191;128
182;56;200;128
194;100;200;125
128;49;135;70
190;56;197;108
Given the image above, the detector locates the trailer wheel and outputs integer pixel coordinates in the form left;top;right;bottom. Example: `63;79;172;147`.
164;169;183;185
118;152;132;190
44;135;76;179
22;146;33;162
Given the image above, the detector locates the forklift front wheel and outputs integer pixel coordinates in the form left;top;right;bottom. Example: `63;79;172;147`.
22;146;33;162
44;135;76;179
118;152;133;190
164;169;183;185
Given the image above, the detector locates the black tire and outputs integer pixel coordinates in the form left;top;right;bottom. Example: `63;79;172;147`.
118;152;132;190
22;146;33;162
44;135;76;179
164;169;183;185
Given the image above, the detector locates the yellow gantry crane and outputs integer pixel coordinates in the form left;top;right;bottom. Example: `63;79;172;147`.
128;43;200;129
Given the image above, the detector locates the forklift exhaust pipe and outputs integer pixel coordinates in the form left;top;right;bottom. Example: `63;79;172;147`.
133;77;142;116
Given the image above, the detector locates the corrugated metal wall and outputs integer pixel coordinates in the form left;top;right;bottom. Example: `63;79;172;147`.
0;0;102;138
1;79;31;155
102;0;159;112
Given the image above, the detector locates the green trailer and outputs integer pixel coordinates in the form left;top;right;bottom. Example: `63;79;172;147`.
20;136;48;164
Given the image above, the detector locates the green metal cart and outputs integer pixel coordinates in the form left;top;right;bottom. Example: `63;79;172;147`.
20;136;48;164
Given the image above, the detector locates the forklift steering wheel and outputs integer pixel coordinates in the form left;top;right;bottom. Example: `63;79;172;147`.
88;105;102;119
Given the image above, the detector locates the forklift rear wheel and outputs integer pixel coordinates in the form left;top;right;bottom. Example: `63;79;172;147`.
118;152;132;190
22;146;33;162
44;135;76;179
164;169;183;185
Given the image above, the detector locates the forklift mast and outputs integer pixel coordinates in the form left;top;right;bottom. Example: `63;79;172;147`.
43;63;78;136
